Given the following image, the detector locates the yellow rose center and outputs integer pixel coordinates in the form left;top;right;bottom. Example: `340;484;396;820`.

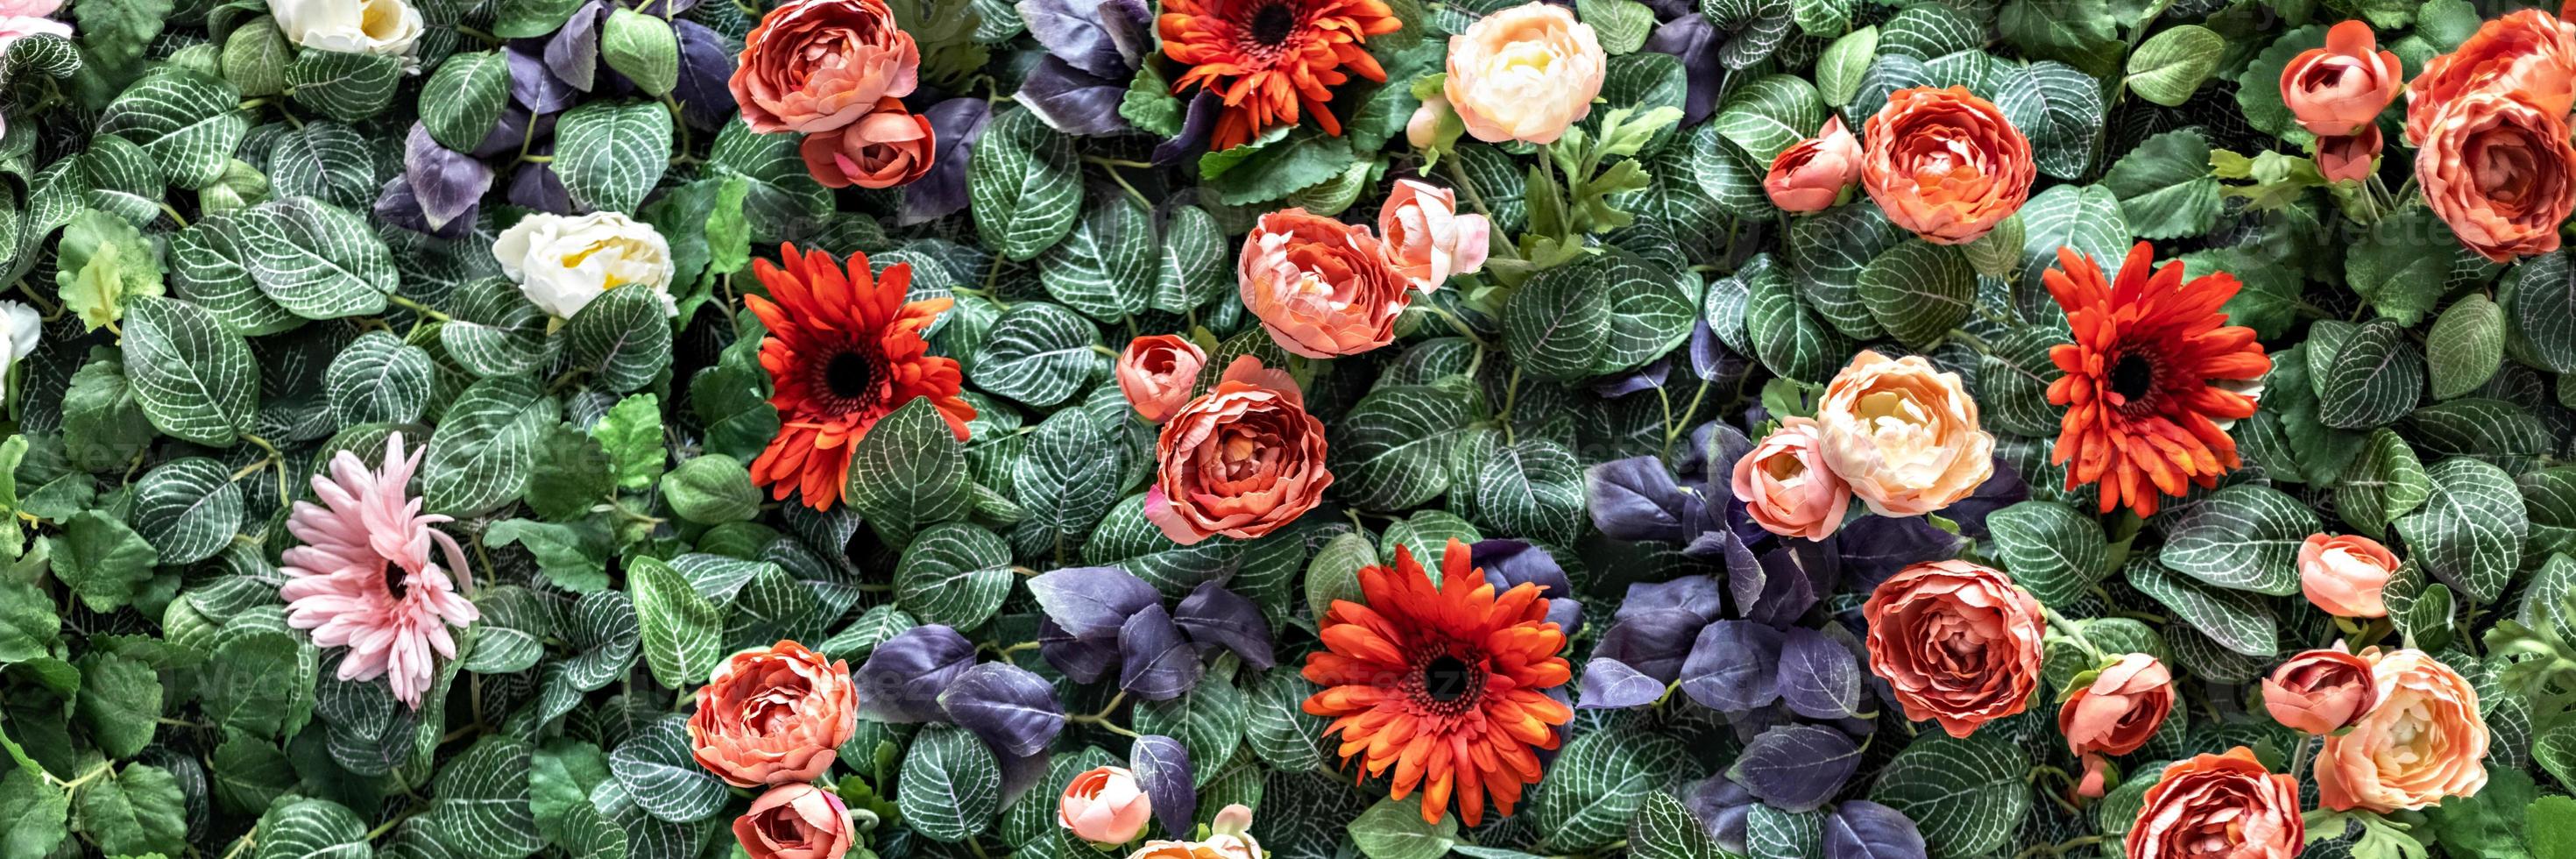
562;238;653;290
360;0;406;39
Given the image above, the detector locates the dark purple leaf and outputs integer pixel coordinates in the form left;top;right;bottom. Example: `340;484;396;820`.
1679;422;1755;486
1638;0;1693;19
1737;543;1823;627
1643;15;1721;124
1118;603;1202;701
1730;724;1860;812
509;42;578;113
1775;627;1861;720
854;624;976;723
671;19;740;130
1824;801;1929;859
471;108;548;160
1688;319;1752;384
1150;90;1221;165
1680;519;1756;573
1172;582;1275;670
1943;458;2027;538
1016;0;1145;78
937;662;1066;758
1028;565;1161;642
1039;618;1121;683
1129;735;1197;840
1587;457;1697;543
1474;539;1581;635
1592;610;1703;684
373;177;478;239
999;749;1052;807
545;1;608;91
508;160;574;213
1016;56;1133;137
1619;575;1722;622
1678;621;1782;713
1575;657;1666;709
901;98;988;224
1684;775;1756;853
1590;357;1670;398
1835;515;1964;591
405;124;494;231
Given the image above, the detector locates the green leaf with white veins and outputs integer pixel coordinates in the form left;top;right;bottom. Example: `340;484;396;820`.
566;285;676;394
285;49;403;122
1349;799;1456;859
96;67;247;191
428;736;547;859
2396;458;2526;603
2425;294;2504;399
237;196;398;319
2158;484;2317;595
898;726;1001;842
1331;381;1483;513
1867;732;2029;858
1993;61;2105;181
557;100;676;215
846;396;973;544
1856;238;1975;348
1987;500;2109;607
122;296;258;446
2126;25;2224;106
264;123;380;210
969;302;1103;407
1815;26;1877;106
1152;203;1229;313
631;556;724;691
1042;195;1157;322
326;331;435;427
422;50;511;151
708;119;832;243
2316;318;2424;430
424;376;558;517
2105;130;2222;239
129;457;243;566
969;108;1082;261
1712;74;1824;163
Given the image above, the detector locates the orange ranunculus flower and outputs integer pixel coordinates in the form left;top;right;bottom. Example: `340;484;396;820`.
2125;748;2303;859
1237;209;1412;358
2282;20;2403;137
1128;844;1229;859
1443;2;1605;146
733;784;855;859
2057;653;2175;798
1763;116;1863;214
1058;765;1154;845
2261;646;2380;735
1377;179;1490;292
688;641;859;787
2417;90;2576;263
1144;357;1332;544
1730;416;1851;541
2298;533;2398;618
1860;559;2045;738
1815;351;1995;518
1116;334;1208;423
729;0;919;134
798;97;935;189
2403;9;2576;146
2316;126;2381;183
1858;87;2035;245
2317;648;2491;813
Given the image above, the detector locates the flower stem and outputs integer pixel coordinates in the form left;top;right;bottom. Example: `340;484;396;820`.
385;294;453;323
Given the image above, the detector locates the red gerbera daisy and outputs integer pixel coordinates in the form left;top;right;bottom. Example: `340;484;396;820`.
1158;0;1402;152
1302;539;1573;827
744;245;975;509
2043;242;2271;519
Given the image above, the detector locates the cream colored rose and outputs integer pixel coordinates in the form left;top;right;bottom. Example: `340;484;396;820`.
1442;2;1604;146
0;300;40;404
492;211;678;320
267;0;424;59
2316;649;2489;813
1814;351;1995;517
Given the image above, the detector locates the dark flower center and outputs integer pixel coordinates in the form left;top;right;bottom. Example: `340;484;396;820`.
1249;2;1298;46
2110;352;2156;401
1422;655;1475;702
383;563;408;601
825;351;877;401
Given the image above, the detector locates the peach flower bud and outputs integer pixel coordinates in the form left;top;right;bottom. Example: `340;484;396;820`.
2316;648;2491;812
2057;653;2175;798
1730;417;1851;541
1442;2;1605;145
1117;335;1208;423
1376;179;1490;292
1861;559;2045;737
688;641;859;787
1058;766;1154;846
2281;21;2403;137
732;784;854;859
797;97;937;189
1406;95;1452;149
1859;87;2034;245
1237;209;1412;358
2298;533;2397;618
1203;804;1264;859
2416;90;2576;263
2125;748;2302;859
1814;351;1996;518
2315;126;2380;183
2402;9;2576;147
2261;647;2380;735
728;0;920;134
1144;357;1333;544
1763;116;1863;214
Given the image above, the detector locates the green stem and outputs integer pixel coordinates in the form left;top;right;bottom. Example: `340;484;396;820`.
385;294;453;323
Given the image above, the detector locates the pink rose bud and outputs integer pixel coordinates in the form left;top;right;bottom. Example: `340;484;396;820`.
2280;20;2402;138
1376;179;1490;293
2261;647;2379;735
1407;95;1451;150
1058;765;1154;845
1762;116;1863;214
2057;653;2175;798
2315;125;2380;183
2298;533;2397;618
1115;334;1207;423
732;784;854;859
1730;416;1851;541
1203;803;1265;859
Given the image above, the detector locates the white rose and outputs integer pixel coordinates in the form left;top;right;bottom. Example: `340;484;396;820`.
492;211;678;320
0;301;41;404
268;0;425;60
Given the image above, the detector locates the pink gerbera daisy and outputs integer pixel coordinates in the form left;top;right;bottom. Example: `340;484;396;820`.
280;433;479;708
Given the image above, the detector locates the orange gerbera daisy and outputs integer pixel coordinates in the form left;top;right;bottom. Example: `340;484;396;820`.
745;245;975;509
2043;242;2271;518
1302;538;1572;827
1158;0;1401;151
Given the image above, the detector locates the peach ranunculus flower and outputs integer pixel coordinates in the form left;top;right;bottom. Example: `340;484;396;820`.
799;96;936;188
2317;648;2491;813
1814;351;1996;518
1116;334;1207;423
687;641;859;787
1858;87;2035;245
2261;646;2381;735
1730;416;1851;541
1237;209;1412;358
2416;90;2576;263
2282;20;2403;137
1129;844;1228;859
1763;116;1864;214
733;784;855;859
1144;357;1333;545
1201;804;1264;859
2125;748;2303;859
2057;653;2175;798
2316;126;2381;183
1441;2;1605;146
1376;180;1490;293
2402;9;2576;146
1860;559;2046;738
1058;765;1154;846
2298;533;2398;618
728;0;920;134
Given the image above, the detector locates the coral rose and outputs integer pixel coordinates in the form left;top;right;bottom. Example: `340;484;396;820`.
1860;559;2045;738
799;97;936;189
1237;209;1412;358
1442;2;1605;145
1730;416;1851;541
1763;116;1863;214
688;641;859;787
733;784;854;859
2316;126;2381;183
1116;334;1207;423
1376;179;1490;292
1859;87;2034;245
2416;90;2576;263
2125;748;2303;859
2317;648;2491;812
2261;646;2380;735
2057;653;2175;798
2298;533;2398;618
2282;20;2403;137
729;0;920;134
2403;9;2576;146
1814;351;1996;517
1058;766;1153;845
1145;357;1333;544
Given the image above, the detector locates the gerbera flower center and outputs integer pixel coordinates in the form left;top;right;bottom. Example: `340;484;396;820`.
382;562;408;600
2110;352;2157;401
824;351;878;401
1249;1;1298;46
1421;654;1475;702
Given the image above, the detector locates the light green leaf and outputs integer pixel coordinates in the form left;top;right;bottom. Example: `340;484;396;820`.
2425;294;2504;399
2125;25;2224;105
2103;130;2221;239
